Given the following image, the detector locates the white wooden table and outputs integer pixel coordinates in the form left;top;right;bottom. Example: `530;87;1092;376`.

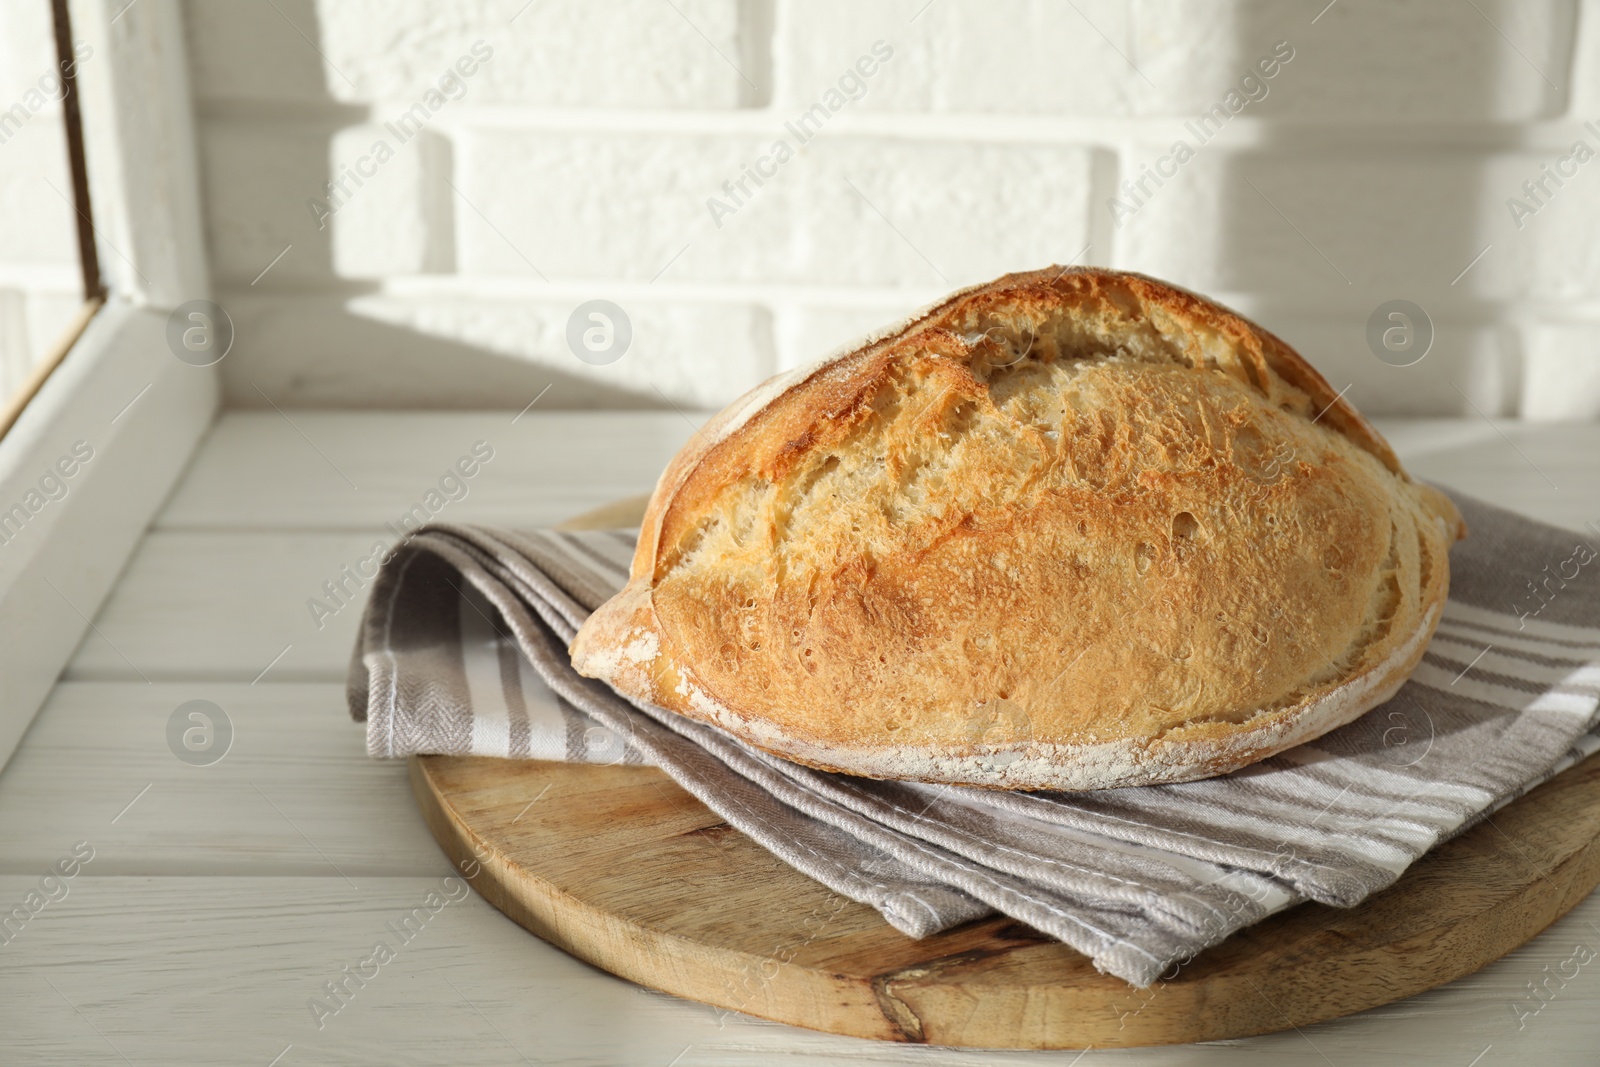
3;411;1598;1065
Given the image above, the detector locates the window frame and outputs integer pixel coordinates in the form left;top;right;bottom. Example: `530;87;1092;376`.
0;0;217;770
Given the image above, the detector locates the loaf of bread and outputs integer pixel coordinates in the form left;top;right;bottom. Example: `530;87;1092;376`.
570;268;1465;790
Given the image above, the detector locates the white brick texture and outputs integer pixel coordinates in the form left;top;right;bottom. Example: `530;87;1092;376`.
777;1;1143;115
326;125;453;276
184;0;757;109
179;0;1600;418
1138;0;1574;121
1114;149;1600;302
780;0;1574;120
198;123;335;286
458;131;1098;287
1523;323;1600;421
1247;311;1514;418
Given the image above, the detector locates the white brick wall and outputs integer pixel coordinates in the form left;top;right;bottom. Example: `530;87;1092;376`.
186;0;759;109
781;0;1575;120
182;0;1600;419
457;132;1098;286
1524;322;1600;420
0;3;84;402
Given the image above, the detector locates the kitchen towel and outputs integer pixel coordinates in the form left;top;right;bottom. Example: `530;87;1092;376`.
348;492;1600;987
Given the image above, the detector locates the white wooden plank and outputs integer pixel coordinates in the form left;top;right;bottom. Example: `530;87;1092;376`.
0;874;1595;1064
0;305;217;766
0;683;440;877
63;532;378;682
157;410;702;531
0;875;712;1067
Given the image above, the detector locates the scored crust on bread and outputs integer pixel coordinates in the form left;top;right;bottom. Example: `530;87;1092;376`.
570;267;1467;791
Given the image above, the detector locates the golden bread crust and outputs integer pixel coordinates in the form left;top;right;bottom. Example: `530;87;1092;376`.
570;268;1465;790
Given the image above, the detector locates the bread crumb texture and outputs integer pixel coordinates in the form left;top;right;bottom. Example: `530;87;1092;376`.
571;268;1463;790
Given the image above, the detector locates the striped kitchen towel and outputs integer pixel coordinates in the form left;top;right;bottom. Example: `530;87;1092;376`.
348;492;1600;987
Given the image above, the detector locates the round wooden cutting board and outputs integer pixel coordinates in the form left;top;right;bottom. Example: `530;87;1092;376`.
410;496;1600;1050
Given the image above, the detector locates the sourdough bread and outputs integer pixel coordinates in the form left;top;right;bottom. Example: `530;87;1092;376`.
570;268;1465;790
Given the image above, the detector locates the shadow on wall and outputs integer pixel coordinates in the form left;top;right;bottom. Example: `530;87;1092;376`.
221;293;681;412
190;1;1577;416
1114;0;1575;418
1224;3;1489;418
188;0;672;412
